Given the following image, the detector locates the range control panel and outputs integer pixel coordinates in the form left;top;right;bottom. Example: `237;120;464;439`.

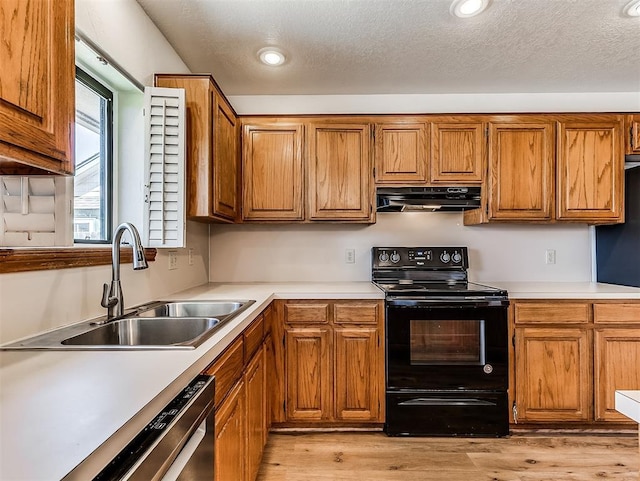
372;246;469;269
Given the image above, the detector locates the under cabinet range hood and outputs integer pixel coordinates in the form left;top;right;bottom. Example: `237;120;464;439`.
376;187;481;212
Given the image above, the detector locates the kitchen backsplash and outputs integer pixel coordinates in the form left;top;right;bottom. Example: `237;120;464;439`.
209;213;592;283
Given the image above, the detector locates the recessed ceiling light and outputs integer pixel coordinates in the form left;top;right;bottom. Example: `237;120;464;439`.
450;0;491;18
258;47;286;66
623;0;640;17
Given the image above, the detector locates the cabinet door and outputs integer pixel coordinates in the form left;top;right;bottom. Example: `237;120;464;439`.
213;94;239;220
242;123;304;220
556;118;624;222
215;379;246;481
285;328;331;421
515;327;591;422
308;124;373;221
0;0;74;174
334;328;381;421
487;122;555;220
627;115;640;155
245;346;266;481
205;336;244;408
264;334;274;441
594;329;640;422
374;122;428;184
431;121;484;184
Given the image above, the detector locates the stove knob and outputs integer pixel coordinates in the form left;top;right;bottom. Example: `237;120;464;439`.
440;252;451;263
452;252;462;263
390;251;401;263
379;251;389;262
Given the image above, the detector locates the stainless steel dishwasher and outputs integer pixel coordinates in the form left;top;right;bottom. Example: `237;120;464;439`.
91;374;215;481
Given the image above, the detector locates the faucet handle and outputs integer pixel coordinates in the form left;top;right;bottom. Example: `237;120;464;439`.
101;283;117;308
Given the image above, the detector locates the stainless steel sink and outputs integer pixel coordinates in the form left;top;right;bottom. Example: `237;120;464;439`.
61;317;221;347
0;299;255;350
131;301;248;319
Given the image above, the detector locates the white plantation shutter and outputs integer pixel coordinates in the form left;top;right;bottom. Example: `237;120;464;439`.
143;87;186;248
0;176;72;247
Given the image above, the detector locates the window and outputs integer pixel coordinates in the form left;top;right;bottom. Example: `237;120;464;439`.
74;67;113;243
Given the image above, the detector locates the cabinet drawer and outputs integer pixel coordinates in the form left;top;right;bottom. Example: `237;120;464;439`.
334;302;379;325
244;314;265;361
514;302;591;324
594;303;640;324
284;303;330;325
205;336;244;407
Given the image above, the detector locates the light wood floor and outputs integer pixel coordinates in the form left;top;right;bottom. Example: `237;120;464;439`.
257;432;639;481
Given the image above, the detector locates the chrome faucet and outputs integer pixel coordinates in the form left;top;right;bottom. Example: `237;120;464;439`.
100;222;149;319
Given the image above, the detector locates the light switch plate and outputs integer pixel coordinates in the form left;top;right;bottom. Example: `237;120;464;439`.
168;250;178;270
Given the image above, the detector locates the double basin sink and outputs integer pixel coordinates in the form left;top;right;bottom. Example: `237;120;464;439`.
1;300;255;350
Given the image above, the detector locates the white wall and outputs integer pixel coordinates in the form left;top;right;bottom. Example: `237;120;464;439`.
0;0;206;345
228;92;640;115
208;214;592;283
75;0;189;86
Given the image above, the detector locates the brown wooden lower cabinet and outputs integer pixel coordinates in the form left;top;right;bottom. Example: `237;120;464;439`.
277;299;385;426
206;309;269;481
285;327;332;421
513;299;640;427
245;345;266;481
594;328;640;422
215;379;246;481
515;326;592;422
334;327;381;421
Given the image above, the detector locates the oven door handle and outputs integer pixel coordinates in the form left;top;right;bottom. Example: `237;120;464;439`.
398;397;497;407
386;297;509;308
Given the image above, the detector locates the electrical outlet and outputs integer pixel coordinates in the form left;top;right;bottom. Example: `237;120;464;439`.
545;249;556;265
188;248;194;266
168;250;178;270
345;248;356;264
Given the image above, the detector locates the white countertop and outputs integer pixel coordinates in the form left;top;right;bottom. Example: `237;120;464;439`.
0;282;382;481
1;280;639;480
615;391;640;424
487;281;640;299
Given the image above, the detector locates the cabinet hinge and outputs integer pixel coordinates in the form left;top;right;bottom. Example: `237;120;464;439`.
512;333;516;348
512;401;518;424
282;334;285;347
373;166;376;178
484;125;489;138
631;126;635;150
283;401;286;413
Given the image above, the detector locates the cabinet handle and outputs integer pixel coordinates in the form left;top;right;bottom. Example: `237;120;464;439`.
512;401;518;424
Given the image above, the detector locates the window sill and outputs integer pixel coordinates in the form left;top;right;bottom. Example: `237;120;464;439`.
0;247;157;274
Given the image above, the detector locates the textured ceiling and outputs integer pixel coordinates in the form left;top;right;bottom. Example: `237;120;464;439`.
136;0;640;96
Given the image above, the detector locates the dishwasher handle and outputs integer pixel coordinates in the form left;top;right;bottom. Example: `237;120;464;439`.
160;419;207;481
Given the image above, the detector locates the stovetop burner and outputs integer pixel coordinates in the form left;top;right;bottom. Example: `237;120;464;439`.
374;281;506;296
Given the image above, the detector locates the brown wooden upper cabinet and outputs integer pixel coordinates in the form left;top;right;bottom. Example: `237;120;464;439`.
627;114;640;155
0;0;75;175
155;74;239;222
242;122;305;221
241;119;374;223
374;121;428;184
373;119;484;186
556;117;624;222
430;120;485;184
308;123;374;221
486;119;556;221
464;114;625;225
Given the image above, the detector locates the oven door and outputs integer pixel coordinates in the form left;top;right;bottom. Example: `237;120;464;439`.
386;297;508;392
